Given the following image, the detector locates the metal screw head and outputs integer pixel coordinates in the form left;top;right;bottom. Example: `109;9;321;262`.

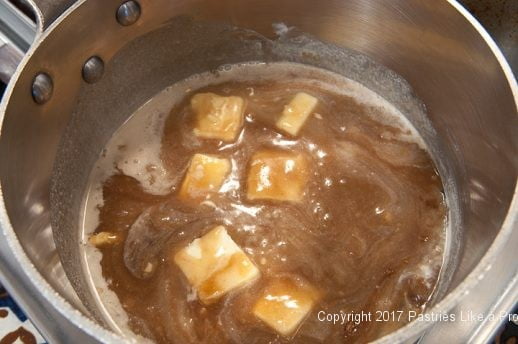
82;56;105;84
31;73;53;104
116;1;141;26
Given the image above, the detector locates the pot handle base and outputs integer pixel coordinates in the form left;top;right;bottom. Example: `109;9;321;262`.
28;0;77;31
0;0;36;83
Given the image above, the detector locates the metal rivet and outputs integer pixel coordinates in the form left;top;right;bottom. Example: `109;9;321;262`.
82;56;105;84
31;73;53;104
116;1;141;26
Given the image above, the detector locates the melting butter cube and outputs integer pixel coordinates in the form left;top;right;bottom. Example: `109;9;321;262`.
179;154;231;201
247;150;309;202
276;92;318;136
253;279;319;337
192;92;245;142
89;232;119;247
174;226;260;304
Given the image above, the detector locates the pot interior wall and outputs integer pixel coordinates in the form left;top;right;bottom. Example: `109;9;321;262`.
0;0;516;337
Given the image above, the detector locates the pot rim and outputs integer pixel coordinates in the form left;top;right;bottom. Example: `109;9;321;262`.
0;0;516;343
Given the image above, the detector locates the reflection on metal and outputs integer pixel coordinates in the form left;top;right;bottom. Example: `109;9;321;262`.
82;56;104;84
0;0;36;51
116;1;141;26
0;0;36;83
0;36;23;84
31;73;53;104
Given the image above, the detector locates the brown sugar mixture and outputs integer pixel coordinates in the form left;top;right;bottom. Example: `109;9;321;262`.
84;63;447;344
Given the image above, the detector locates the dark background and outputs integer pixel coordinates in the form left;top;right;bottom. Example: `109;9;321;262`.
459;0;517;74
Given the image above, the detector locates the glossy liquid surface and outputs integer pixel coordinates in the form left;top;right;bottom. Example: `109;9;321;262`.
83;63;446;343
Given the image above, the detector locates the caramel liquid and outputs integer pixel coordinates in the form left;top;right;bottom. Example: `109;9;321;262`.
82;63;446;343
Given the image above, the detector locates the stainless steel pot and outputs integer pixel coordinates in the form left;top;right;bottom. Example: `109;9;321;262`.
0;0;516;343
